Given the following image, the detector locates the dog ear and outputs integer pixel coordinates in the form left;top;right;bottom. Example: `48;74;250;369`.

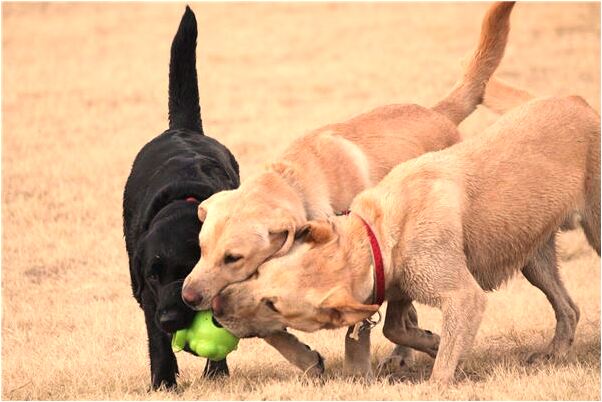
197;203;207;222
197;191;231;223
317;286;379;327
269;214;296;258
294;220;334;244
198;196;213;222
130;250;144;303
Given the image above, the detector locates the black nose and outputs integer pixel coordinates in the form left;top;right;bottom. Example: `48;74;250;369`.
182;286;203;309
159;310;182;333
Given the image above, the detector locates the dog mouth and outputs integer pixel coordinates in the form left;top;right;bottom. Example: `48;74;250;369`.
209;316;254;338
215;318;282;339
157;309;195;334
211;316;224;328
159;320;188;335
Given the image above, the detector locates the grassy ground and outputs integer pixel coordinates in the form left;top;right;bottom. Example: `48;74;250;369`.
2;2;600;400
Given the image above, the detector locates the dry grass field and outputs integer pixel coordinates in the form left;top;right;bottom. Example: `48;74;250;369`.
2;2;601;400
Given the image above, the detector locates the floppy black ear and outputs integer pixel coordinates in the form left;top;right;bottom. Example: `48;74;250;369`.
129;251;144;304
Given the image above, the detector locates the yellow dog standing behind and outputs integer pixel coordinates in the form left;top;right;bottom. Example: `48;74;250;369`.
211;93;601;384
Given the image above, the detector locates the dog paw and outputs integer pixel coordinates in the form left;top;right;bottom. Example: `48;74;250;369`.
526;343;572;365
203;359;230;378
377;355;408;376
526;351;551;364
150;379;177;392
343;364;374;380
377;346;414;376
300;353;326;386
527;349;567;365
306;351;325;377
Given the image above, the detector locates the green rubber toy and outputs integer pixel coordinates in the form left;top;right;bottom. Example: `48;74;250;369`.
172;310;239;361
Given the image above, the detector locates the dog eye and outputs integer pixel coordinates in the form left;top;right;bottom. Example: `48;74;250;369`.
262;298;279;313
224;253;243;265
148;262;161;280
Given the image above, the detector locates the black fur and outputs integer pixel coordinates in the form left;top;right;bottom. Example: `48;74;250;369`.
123;6;239;390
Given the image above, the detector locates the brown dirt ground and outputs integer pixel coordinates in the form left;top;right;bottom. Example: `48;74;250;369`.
2;2;600;400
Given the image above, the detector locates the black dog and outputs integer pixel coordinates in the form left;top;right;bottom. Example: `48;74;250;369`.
123;6;239;390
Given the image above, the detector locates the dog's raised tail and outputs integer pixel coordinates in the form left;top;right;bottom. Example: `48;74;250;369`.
168;6;203;133
433;2;515;125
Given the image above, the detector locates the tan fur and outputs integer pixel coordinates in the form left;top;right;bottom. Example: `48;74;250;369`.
433;2;514;124
214;96;600;385
183;1;515;377
483;77;535;114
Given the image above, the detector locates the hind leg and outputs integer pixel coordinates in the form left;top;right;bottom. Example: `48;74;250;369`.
521;234;580;362
583;134;600;255
582;201;600;255
344;323;373;377
582;211;600;255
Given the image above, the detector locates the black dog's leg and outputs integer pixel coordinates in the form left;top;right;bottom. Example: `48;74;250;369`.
203;358;229;378
143;301;179;390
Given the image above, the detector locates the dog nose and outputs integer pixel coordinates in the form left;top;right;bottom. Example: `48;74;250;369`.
211;295;223;316
182;285;203;309
159;310;181;333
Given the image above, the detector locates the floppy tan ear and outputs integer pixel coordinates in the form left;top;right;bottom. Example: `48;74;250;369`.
269;220;296;258
198;190;236;223
268;208;297;257
197;203;208;222
318;287;379;328
294;220;334;244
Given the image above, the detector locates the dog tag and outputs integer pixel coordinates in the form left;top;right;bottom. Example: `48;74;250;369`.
349;322;362;341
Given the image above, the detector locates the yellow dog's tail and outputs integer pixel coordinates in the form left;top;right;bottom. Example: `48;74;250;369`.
433;2;515;125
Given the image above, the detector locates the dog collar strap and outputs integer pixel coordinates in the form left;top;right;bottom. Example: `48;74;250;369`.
352;212;385;306
185;196;199;204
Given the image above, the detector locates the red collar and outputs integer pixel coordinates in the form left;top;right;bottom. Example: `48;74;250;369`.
339;210;385;306
185;196;199;204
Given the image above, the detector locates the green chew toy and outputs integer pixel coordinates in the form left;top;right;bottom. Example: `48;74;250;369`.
172;310;239;361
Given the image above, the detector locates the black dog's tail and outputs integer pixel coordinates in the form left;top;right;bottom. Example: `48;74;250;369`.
168;6;203;133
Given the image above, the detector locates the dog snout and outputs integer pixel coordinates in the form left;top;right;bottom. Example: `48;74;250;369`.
181;284;203;309
158;310;182;334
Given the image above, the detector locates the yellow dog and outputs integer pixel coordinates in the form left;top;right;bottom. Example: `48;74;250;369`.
212;93;600;384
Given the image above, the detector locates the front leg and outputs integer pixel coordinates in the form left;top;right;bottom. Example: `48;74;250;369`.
344;322;372;377
430;281;486;384
263;330;324;377
405;246;486;385
203;358;229;378
143;300;178;390
401;208;486;384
